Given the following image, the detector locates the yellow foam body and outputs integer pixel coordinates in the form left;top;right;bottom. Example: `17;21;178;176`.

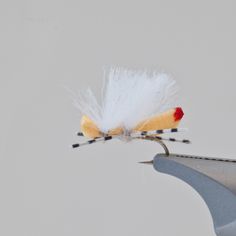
134;108;180;131
80;108;180;138
80;116;101;138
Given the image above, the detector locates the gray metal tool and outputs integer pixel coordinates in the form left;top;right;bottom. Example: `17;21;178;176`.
141;154;236;236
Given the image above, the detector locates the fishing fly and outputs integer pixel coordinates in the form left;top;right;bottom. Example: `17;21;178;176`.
72;68;190;155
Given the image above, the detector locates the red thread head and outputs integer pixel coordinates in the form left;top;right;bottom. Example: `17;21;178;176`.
174;107;184;121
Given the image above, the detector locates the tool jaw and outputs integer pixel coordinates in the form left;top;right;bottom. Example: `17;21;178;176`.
147;153;236;236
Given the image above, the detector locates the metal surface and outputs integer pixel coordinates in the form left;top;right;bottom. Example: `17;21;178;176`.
138;136;170;155
147;153;236;236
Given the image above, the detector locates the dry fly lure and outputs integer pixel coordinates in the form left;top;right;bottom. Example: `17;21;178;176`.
71;68;190;155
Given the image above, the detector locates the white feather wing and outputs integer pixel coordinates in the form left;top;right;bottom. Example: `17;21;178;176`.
75;68;179;133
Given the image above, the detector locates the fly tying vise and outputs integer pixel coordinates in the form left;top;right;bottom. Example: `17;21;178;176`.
71;68;190;155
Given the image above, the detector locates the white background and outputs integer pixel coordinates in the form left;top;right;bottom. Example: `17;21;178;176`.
1;0;236;235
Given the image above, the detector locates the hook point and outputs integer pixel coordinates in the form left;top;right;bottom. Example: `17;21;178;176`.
138;160;153;165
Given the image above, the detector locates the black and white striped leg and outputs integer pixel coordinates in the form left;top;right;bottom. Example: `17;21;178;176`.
153;136;191;144
77;128;187;137
72;136;113;148
136;127;186;136
134;134;191;155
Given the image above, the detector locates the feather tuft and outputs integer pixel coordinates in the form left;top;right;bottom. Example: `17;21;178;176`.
74;67;180;133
